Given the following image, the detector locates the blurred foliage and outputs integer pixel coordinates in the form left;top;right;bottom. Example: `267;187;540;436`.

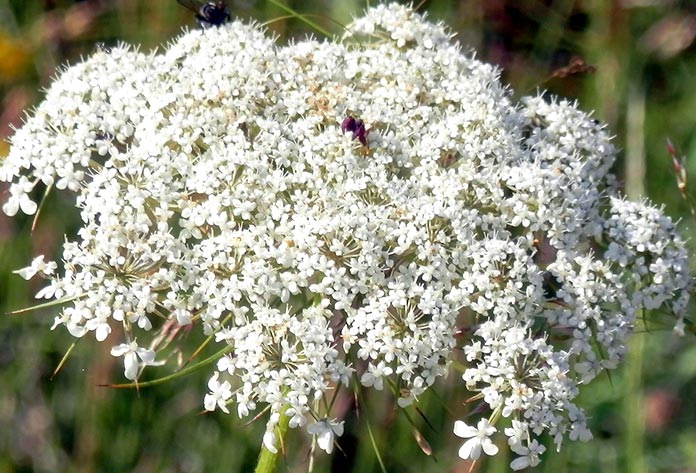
1;0;695;472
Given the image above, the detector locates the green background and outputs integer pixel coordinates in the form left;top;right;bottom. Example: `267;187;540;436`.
1;1;695;472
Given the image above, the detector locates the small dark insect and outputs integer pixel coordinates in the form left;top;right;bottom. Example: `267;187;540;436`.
542;271;562;301
341;115;369;148
177;0;230;28
96;43;112;54
549;56;596;80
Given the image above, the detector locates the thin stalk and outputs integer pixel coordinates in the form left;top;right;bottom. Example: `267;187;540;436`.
623;67;647;473
265;0;333;38
104;344;233;388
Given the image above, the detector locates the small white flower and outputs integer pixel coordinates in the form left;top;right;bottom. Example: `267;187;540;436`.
510;439;546;470
85;307;111;342
504;419;529;452
569;421;593;442
110;340;156;380
51;310;86;338
307;418;344;454
2;177;37;216
453;419;499;460
204;371;232;413
360;361;393;390
13;255;56;280
285;407;307;429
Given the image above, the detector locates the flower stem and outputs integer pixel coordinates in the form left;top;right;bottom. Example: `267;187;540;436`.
264;0;333;38
254;409;290;473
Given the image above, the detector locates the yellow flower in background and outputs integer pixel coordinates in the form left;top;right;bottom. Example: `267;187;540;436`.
0;31;30;83
0;32;31;157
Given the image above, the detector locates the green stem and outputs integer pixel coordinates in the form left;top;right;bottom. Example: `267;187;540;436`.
623;331;646;473
104;344;234;389
265;0;333;38
254;408;290;473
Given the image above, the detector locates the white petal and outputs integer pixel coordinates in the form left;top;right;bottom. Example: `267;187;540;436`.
332;421;344;437
510;456;530;470
307;421;324;435
36;284;56;299
317;431;334;454
95;323;111;342
458;438;480;460
207;372;220;390
3;198;19;217
478;419;497;436
217;398;230;414
481;438;499;456
124;352;139;380
14;266;37;280
137;348;156;363
288;413;304;429
175;309;191;325
453;420;477;438
110;343;130;356
204;393;217;412
263;430;277;454
137;316;152;330
19;194;37;215
67;324;87;338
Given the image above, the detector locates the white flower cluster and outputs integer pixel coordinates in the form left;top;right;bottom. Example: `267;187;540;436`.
2;2;692;468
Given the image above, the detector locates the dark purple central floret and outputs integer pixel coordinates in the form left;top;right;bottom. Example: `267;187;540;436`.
341;115;368;147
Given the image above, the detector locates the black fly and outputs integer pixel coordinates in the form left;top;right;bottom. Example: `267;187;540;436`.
177;0;230;28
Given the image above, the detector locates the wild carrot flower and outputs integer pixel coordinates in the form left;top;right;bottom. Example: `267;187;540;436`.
454;419;499;461
2;2;692;469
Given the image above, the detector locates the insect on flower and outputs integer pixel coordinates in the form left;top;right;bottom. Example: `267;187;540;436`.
341;115;369;150
177;0;230;28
